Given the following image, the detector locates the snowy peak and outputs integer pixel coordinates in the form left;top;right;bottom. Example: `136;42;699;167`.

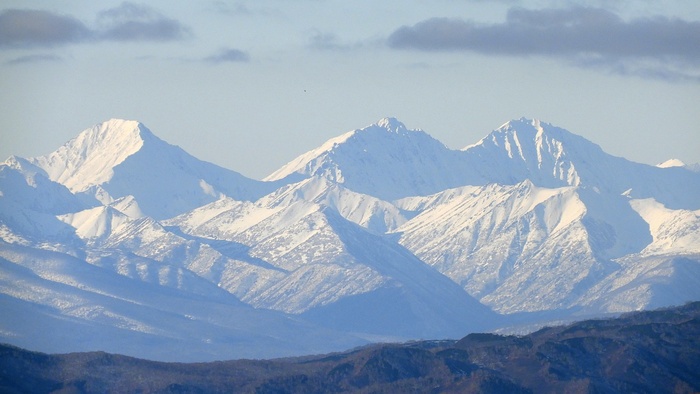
471;118;604;167
266;117;630;200
462;117;627;189
28;119;159;192
375;117;407;133
24;119;275;220
265;118;468;200
266;118;436;178
267;116;700;208
657;159;686;169
656;159;700;173
486;119;700;209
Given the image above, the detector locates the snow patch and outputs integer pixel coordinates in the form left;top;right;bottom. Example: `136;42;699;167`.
657;159;686;168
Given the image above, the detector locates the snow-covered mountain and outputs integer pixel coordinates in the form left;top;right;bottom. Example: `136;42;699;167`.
393;181;657;313
269;117;699;210
1;117;698;361
0;241;367;362
265;118;477;200
164;178;496;338
462;118;700;210
28;119;278;220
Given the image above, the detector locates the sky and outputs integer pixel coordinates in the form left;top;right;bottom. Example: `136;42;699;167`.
1;0;699;179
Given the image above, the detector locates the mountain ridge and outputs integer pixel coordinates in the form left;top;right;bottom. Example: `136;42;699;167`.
1;116;698;361
266;117;700;209
2;302;698;393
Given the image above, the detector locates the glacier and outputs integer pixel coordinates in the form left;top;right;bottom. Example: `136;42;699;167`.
1;117;698;361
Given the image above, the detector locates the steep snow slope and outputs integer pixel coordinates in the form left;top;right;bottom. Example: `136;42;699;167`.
43;168;491;340
165;179;496;338
395;182;607;312
57;206;132;240
268;117;700;210
28;119;277;219
303;209;497;337
0;161;87;247
394;177;676;314
463;118;700;210
265;118;479;200
576;254;700;313
629;198;700;256
1;156;90;215
0;241;366;361
260;176;409;234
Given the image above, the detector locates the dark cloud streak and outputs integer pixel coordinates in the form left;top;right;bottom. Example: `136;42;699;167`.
99;19;189;41
0;3;190;49
387;7;700;82
388;7;700;61
5;53;63;65
0;9;91;48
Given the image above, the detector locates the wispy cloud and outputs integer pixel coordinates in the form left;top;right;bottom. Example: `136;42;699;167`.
571;54;700;83
387;6;700;82
307;30;372;51
308;31;347;50
204;47;250;63
5;53;63;65
96;2;191;42
0;3;190;49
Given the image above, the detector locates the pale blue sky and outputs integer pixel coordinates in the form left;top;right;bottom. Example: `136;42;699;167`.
1;0;699;179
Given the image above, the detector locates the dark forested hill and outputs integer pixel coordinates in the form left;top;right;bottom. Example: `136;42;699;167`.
2;302;699;393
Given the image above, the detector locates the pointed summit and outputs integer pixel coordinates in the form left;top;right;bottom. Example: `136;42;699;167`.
265;118;471;200
461;117;614;188
461;118;700;209
376;117;406;133
28;119;157;192
27;119;275;219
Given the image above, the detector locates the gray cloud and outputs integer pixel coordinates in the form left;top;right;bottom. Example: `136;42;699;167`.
0;3;189;49
388;7;700;60
97;2;191;41
307;30;370;51
572;54;700;83
0;9;92;48
387;6;700;81
205;48;250;63
5;53;63;65
308;31;346;50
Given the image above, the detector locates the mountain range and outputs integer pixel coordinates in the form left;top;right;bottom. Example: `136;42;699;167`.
1;117;698;361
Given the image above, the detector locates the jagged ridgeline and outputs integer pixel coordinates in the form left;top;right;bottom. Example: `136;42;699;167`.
1;117;699;361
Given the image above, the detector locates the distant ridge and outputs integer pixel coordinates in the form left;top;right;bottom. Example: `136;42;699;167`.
2;302;697;393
